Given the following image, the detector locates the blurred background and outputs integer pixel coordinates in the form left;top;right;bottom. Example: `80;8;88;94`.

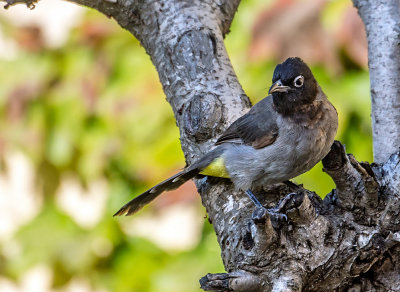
0;0;371;291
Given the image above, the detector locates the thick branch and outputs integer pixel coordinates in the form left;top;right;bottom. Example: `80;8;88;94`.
352;0;400;163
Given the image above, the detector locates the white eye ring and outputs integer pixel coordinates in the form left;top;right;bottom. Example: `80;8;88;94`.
293;75;304;88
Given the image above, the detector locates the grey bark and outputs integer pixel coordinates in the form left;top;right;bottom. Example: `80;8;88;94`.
352;0;400;164
2;0;400;291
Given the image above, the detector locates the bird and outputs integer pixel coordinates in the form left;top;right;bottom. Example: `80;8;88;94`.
114;57;338;217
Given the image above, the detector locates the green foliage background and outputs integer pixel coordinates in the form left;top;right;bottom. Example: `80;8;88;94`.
0;0;372;291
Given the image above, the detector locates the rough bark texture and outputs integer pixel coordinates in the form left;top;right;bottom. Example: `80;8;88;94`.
352;0;400;164
2;0;400;291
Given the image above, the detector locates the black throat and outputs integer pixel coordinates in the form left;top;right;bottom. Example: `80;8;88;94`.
272;79;318;116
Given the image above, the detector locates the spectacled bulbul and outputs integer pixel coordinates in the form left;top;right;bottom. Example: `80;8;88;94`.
114;57;338;216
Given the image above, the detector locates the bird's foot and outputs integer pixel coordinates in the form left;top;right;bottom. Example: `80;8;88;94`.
276;192;300;211
251;206;268;223
267;209;288;222
252;206;288;228
248;190;301;228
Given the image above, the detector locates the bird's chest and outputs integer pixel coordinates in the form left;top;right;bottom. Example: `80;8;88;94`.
280;115;329;169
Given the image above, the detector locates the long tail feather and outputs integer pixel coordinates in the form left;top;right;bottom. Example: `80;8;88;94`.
113;168;199;216
113;146;226;216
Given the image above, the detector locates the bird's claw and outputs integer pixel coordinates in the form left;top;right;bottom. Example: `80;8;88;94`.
267;209;288;222
252;206;269;223
252;207;288;227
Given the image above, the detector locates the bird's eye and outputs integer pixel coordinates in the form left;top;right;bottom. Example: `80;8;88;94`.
293;75;304;88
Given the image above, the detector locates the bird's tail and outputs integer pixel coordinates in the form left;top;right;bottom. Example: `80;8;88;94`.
113;167;199;216
113;146;226;216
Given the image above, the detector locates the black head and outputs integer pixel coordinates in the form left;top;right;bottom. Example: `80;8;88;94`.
269;57;317;115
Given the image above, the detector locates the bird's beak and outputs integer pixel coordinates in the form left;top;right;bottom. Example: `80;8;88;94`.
269;80;290;94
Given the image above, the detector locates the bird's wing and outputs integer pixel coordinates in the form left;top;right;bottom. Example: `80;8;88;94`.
215;96;279;149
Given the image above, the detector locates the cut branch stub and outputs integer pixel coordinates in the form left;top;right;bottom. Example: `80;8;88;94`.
322;141;379;217
200;271;265;292
288;193;317;226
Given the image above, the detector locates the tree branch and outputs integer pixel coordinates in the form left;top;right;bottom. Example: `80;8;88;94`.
352;0;400;163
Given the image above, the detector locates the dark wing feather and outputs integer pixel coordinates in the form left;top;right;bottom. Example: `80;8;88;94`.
216;96;279;149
